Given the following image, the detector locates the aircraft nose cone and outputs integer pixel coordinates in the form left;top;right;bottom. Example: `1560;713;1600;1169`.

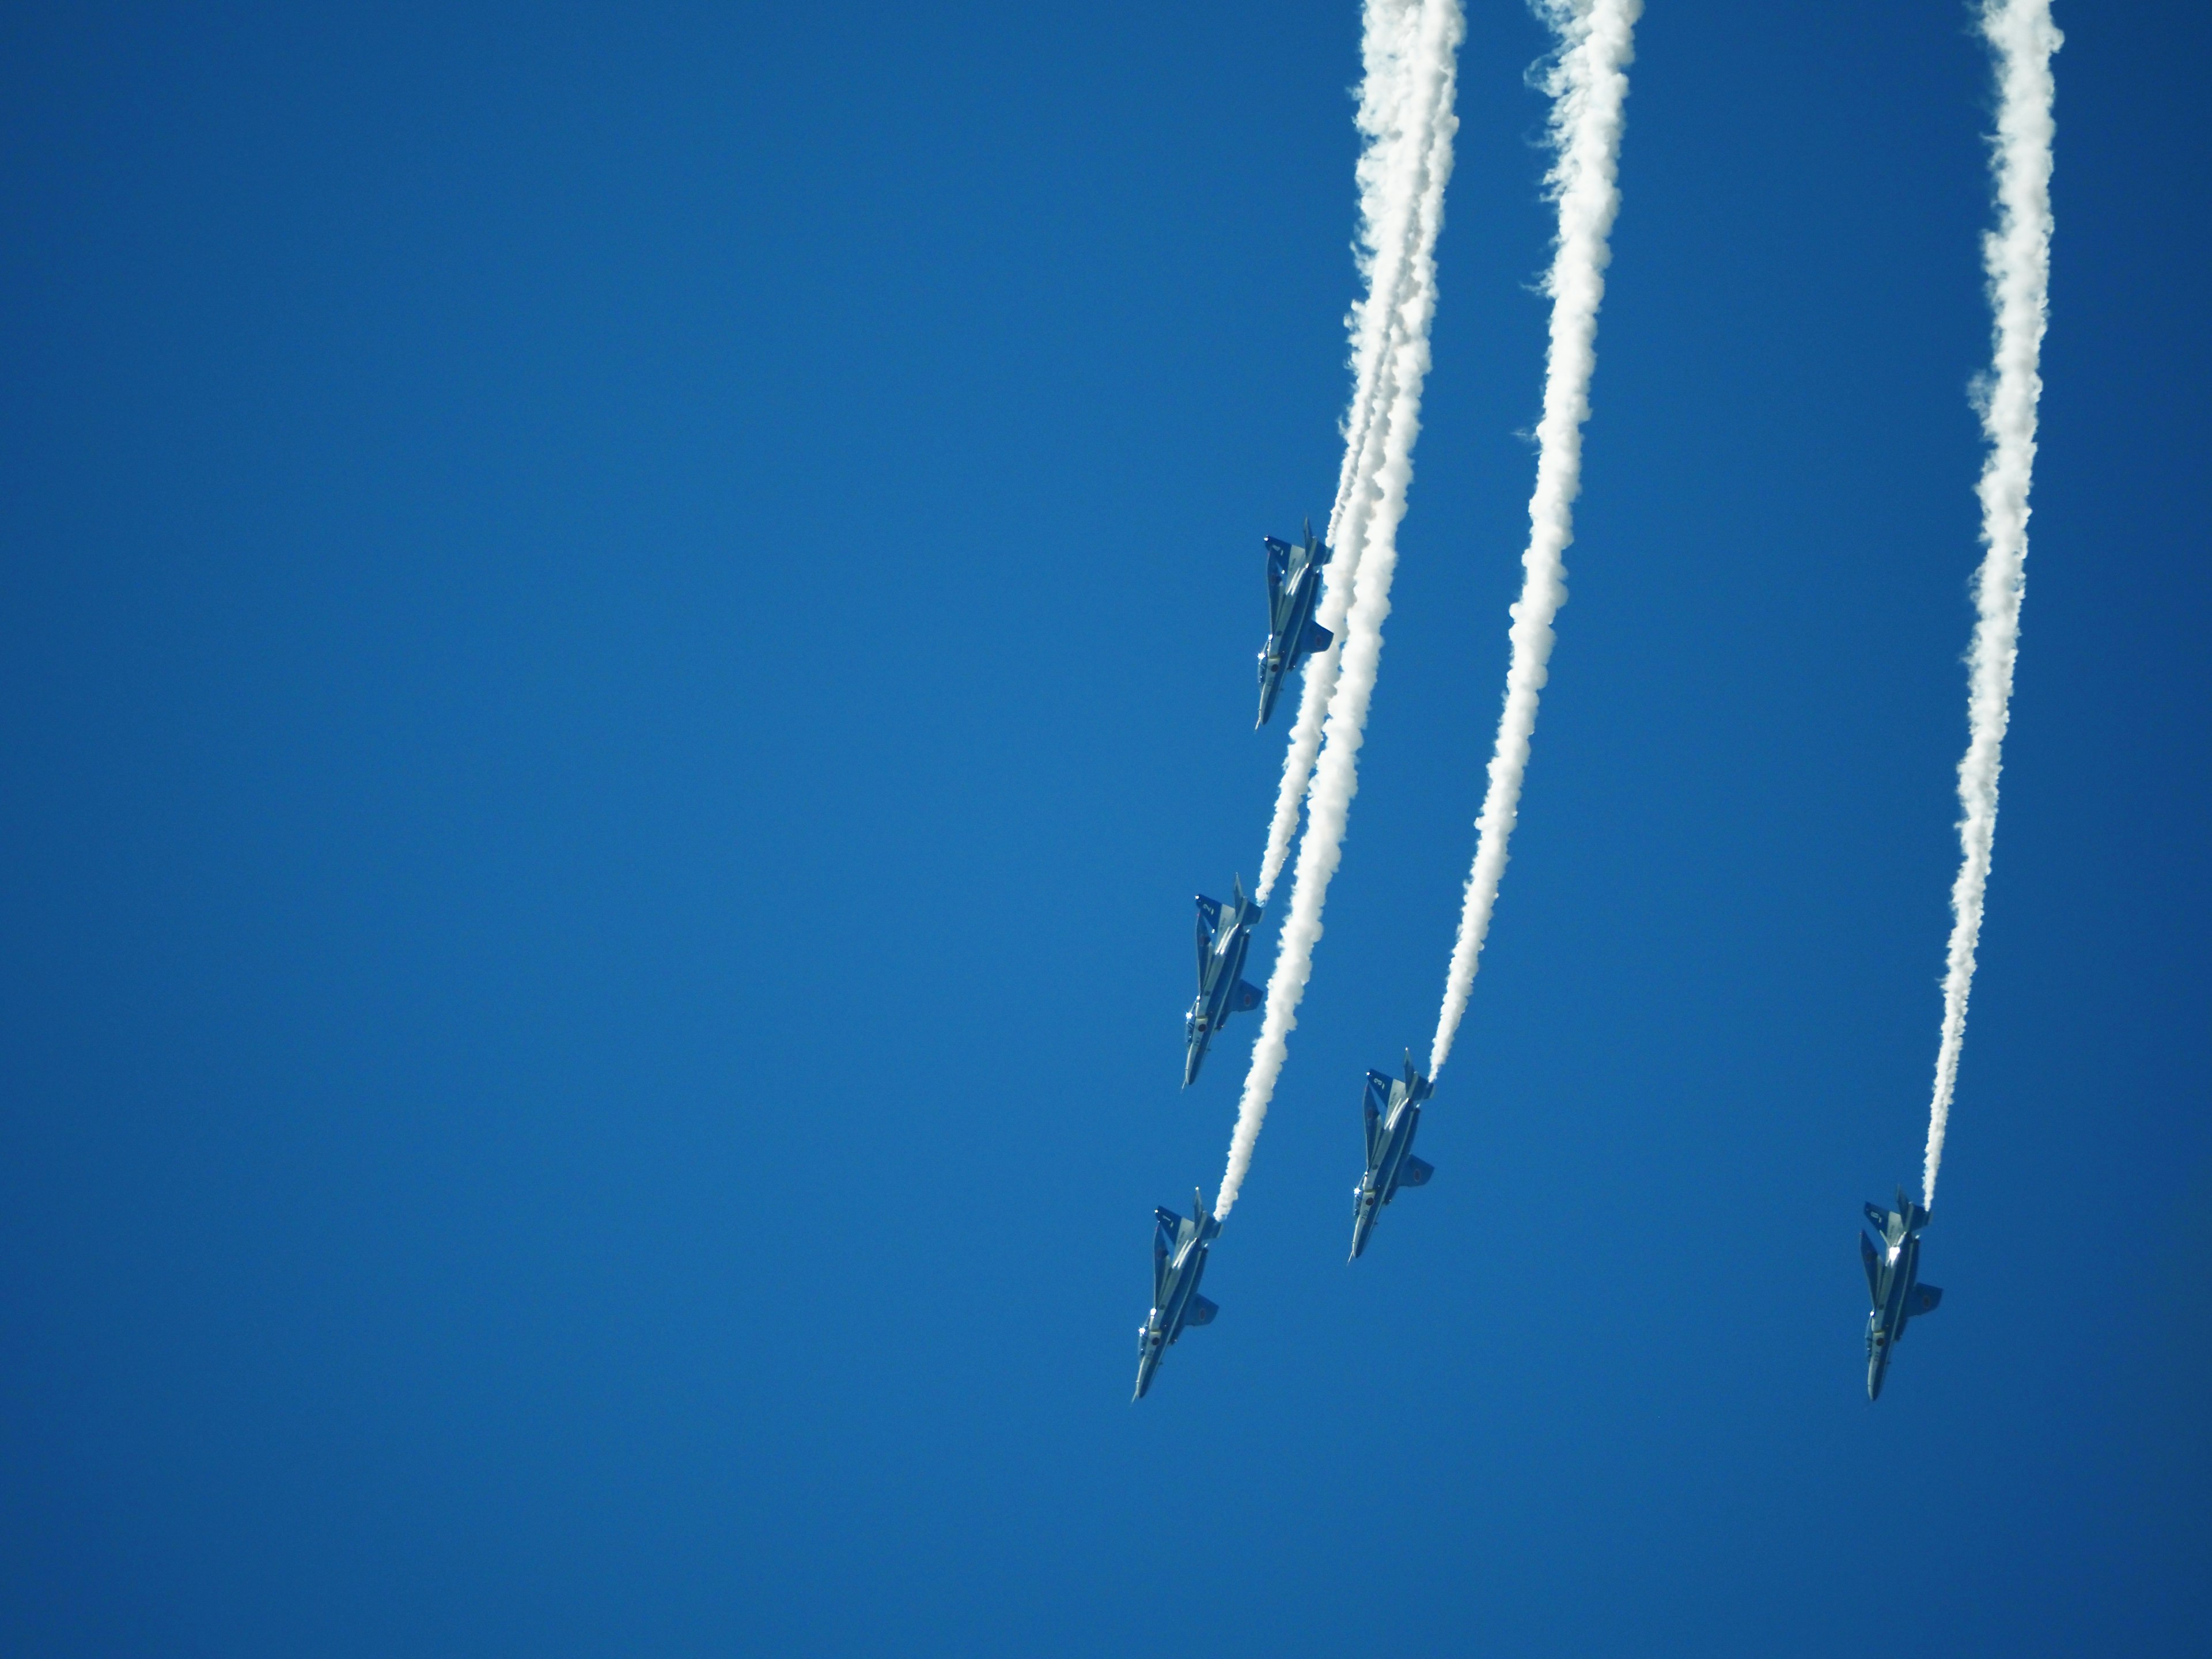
1133;1349;1158;1402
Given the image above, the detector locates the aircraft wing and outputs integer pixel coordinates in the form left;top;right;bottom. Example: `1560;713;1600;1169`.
1195;895;1223;973
1152;1208;1181;1301
1263;539;1292;620
1362;1073;1388;1166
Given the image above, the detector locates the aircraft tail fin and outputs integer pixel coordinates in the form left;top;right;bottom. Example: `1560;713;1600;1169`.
1184;1294;1218;1327
1402;1050;1432;1103
1233;979;1263;1013
1191;1185;1221;1244
1398;1156;1434;1188
1912;1283;1943;1315
1306;517;1330;565
1230;873;1260;921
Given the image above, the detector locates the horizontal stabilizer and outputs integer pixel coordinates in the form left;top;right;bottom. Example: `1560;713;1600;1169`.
1303;619;1334;655
1184;1294;1218;1327
1913;1283;1943;1315
1399;1156;1433;1188
1233;979;1263;1013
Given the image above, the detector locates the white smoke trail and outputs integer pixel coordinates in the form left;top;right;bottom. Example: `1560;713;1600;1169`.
1429;0;1639;1078
1923;0;2061;1209
1256;0;1459;906
1220;0;1463;1217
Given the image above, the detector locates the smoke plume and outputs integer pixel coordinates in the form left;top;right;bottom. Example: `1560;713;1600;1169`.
1429;0;1639;1078
1924;0;2061;1209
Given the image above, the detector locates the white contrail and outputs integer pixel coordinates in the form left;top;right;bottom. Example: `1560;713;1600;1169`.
1923;0;2061;1210
1429;0;1639;1079
1221;0;1463;1217
1256;0;1458;906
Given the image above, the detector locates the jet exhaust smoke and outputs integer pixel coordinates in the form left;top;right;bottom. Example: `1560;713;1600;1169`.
1257;0;1461;907
1923;0;2061;1210
1429;0;1639;1079
1221;0;1463;1218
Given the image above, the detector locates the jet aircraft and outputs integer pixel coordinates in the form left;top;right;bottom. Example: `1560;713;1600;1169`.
1134;1188;1222;1401
1184;877;1263;1086
1861;1187;1943;1400
1255;520;1334;727
1349;1051;1435;1260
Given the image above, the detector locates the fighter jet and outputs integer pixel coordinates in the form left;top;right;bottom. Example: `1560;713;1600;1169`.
1134;1188;1222;1401
1183;877;1264;1086
1349;1051;1435;1260
1255;520;1334;727
1861;1187;1944;1400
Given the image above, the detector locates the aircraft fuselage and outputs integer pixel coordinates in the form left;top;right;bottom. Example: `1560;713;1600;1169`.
1255;524;1332;728
1350;1057;1433;1260
1184;882;1263;1087
1135;1195;1221;1400
1861;1191;1941;1400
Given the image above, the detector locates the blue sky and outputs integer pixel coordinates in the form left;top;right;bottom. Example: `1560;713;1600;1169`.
2;3;2206;1654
